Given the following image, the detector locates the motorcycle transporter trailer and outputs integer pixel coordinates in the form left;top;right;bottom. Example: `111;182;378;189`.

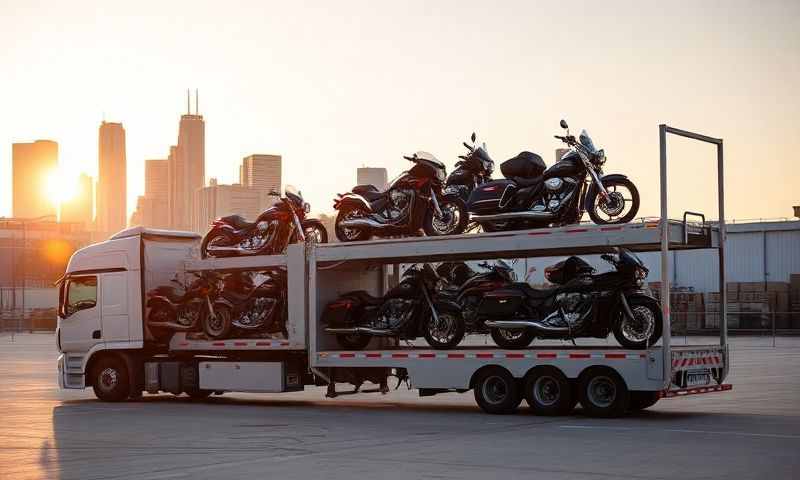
56;125;731;416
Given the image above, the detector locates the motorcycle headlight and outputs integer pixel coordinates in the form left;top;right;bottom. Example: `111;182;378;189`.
437;169;446;183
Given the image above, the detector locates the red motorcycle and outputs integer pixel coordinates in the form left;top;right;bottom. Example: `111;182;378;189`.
201;186;327;258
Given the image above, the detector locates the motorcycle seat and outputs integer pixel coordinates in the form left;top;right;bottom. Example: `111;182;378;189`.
342;290;384;306
516;282;557;300
510;175;542;188
352;184;384;202
219;214;255;230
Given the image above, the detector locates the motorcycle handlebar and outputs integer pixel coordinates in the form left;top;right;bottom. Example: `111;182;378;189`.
462;142;474;151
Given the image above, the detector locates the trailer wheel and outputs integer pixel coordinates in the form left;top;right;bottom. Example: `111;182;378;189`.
578;367;629;418
628;391;659;411
91;356;131;402
473;367;521;414
523;367;576;416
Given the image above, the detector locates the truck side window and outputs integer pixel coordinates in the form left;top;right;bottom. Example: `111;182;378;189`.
65;276;97;317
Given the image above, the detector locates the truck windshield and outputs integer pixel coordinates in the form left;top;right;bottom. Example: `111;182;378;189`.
63;276;98;317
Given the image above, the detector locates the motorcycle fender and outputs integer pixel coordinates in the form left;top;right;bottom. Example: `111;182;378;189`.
335;194;373;213
584;173;628;211
612;290;658;319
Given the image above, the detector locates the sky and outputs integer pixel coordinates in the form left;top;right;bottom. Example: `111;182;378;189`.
1;0;798;221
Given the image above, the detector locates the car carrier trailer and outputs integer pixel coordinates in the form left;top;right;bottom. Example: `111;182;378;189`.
56;125;731;416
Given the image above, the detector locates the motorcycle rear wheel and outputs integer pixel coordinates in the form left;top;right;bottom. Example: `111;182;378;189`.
490;328;535;349
335;206;370;242
201;229;236;259
335;333;371;350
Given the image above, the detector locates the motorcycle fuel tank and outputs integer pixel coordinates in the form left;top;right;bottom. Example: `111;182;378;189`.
544;157;582;179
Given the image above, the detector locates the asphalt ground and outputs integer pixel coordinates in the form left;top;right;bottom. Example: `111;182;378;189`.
1;333;798;480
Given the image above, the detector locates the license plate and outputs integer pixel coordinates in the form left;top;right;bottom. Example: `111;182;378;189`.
686;368;711;387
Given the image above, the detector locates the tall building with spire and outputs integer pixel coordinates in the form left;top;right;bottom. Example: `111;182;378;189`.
11;139;58;219
168;90;205;231
97;122;127;235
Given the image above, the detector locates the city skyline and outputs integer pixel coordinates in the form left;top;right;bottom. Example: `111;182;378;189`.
1;1;799;222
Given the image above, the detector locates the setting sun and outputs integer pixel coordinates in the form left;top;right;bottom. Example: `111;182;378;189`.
45;169;77;205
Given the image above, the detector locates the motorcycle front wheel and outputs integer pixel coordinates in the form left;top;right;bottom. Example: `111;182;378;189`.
424;196;469;236
203;304;232;340
586;178;640;225
423;311;465;349
611;296;663;349
301;219;328;244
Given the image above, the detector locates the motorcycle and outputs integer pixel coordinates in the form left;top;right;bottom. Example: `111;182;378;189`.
201;185;327;259
477;248;662;349
443;132;494;203
203;270;287;340
146;271;221;341
322;264;465;350
333;151;469;241
467;120;640;232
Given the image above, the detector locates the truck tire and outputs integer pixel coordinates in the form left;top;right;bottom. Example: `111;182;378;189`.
628;391;659;411
91;356;131;402
578;367;629;418
523;367;576;416
473;367;521;414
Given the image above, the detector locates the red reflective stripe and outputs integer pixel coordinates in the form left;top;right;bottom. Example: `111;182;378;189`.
537;353;557;359
365;353;381;358
566;228;589;233
447;353;465;359
600;226;624;231
255;341;271;346
505;353;525;359
391;353;409;358
476;353;494;359
605;353;626;359
418;353;435;358
212;342;225;347
569;353;591;359
280;341;291;346
179;342;190;347
339;353;355;358
639;353;647;358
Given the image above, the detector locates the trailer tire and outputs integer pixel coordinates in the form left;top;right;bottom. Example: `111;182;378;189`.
523;367;576;416
578;367;629;418
628;391;659;411
91;355;131;402
473;367;521;414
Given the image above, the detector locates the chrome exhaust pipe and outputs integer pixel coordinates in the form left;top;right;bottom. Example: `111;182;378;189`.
484;320;539;329
337;218;391;229
147;321;196;331
325;326;393;336
206;246;260;255
471;211;556;222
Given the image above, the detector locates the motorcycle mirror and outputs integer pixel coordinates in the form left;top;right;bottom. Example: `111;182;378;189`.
471;132;476;143
559;119;568;129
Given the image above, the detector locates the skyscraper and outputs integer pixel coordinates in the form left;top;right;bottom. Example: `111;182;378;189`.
168;91;205;231
60;173;93;227
357;166;388;190
194;180;270;234
96;121;127;235
12;139;58;219
142;159;169;228
240;154;282;194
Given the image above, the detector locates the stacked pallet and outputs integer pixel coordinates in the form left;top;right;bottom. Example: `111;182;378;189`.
705;289;740;329
648;283;704;332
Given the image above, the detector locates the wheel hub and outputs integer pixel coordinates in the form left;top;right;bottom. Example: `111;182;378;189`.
600;191;625;217
482;376;509;405
622;306;655;343
99;368;118;391
534;376;560;406
587;376;616;408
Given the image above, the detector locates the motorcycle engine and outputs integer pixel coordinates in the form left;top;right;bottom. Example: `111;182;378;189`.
242;220;276;251
376;299;415;330
533;177;578;213
387;189;412;219
554;292;591;324
239;297;277;327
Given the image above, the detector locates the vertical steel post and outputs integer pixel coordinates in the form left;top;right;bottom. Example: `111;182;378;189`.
659;125;671;386
717;141;727;349
772;310;776;348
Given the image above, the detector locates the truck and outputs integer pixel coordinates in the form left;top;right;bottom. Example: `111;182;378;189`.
56;124;732;416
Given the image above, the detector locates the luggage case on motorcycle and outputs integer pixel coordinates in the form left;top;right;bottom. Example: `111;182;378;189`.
478;288;525;316
321;294;363;328
467;179;517;214
545;256;594;285
500;151;546;179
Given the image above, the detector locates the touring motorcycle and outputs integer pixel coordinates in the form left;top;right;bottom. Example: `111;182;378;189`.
322;264;465;350
203;270;287;340
476;248;662;349
333;152;469;241
146;271;221;341
443;132;494;203
467;120;640;232
201;185;327;258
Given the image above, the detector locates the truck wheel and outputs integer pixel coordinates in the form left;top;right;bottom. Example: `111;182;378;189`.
490;328;535;349
336;333;371;350
473;367;521;414
578;368;629;418
91;356;131;402
628;391;659;411
523;367;576;416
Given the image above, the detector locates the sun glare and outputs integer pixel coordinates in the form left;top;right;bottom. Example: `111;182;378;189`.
45;169;78;205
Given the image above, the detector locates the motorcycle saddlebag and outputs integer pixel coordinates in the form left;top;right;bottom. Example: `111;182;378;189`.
500;151;546;179
477;288;525;316
545;256;595;285
321;296;361;328
467;179;517;214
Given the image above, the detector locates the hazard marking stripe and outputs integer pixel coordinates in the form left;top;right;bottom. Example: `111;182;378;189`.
447;353;465;359
505;353;525;359
234;342;248;346
537;353;557;359
319;351;647;360
661;384;732;398
600;226;624;231
565;228;589;233
212;342;225;347
569;353;591;359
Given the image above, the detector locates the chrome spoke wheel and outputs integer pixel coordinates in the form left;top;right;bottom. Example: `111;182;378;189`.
428;313;457;344
432;202;461;235
621;305;656;344
98;368;119;393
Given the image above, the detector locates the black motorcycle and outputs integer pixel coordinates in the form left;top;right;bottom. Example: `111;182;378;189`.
444;132;494;203
467;120;640;232
204;270;287;340
201;186;327;258
333;152;469;241
322;264;465;350
476;248;662;349
146;272;221;341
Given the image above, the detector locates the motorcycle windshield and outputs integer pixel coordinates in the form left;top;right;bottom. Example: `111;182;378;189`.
285;185;304;208
579;129;598;153
618;248;645;269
